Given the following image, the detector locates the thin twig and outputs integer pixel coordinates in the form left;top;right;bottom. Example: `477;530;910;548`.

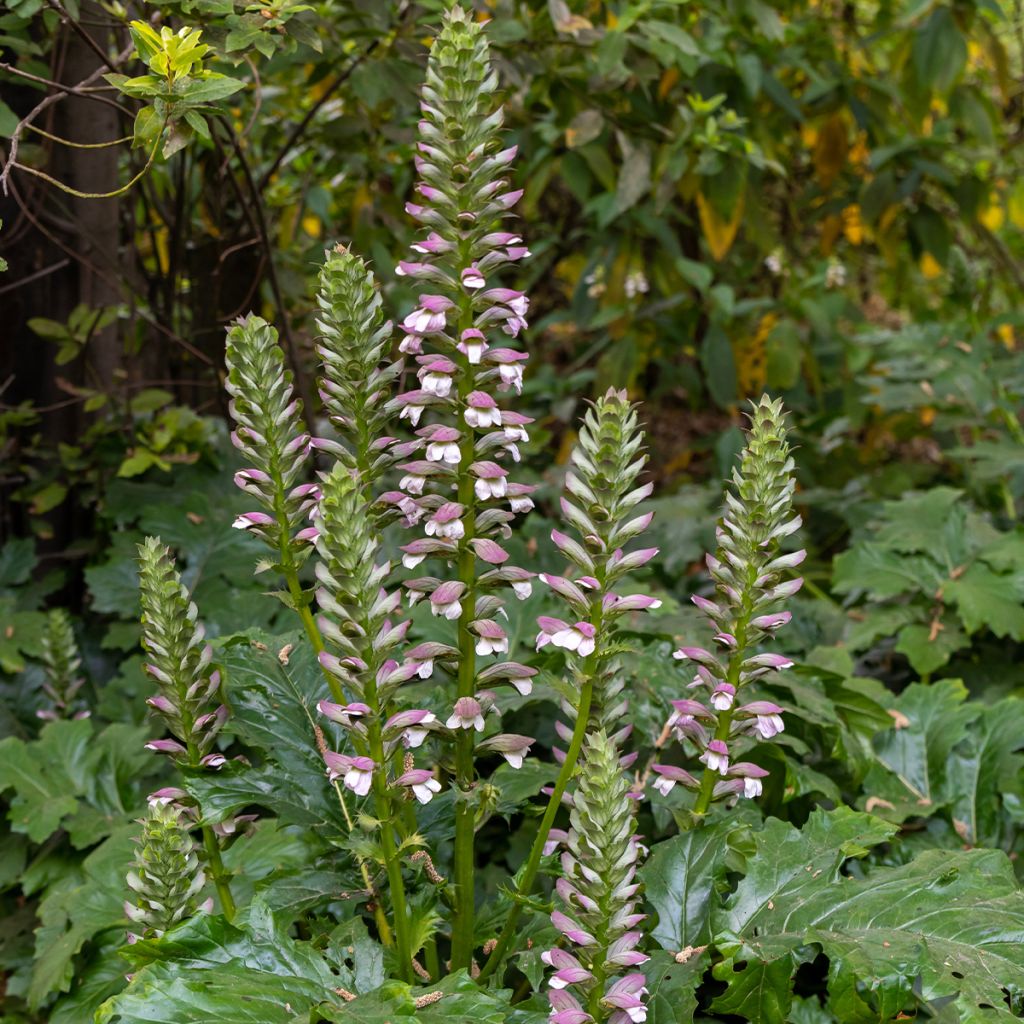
214;116;315;432
44;0;122;71
0;42;133;196
0;258;71;295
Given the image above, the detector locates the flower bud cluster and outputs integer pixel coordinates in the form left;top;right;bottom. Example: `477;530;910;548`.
653;396;803;807
137;537;227;772
546;731;648;1024
124;800;209;942
539;389;659;753
314;463;445;803
225;315;317;551
315;245;404;498
37;608;89;721
389;6;537;768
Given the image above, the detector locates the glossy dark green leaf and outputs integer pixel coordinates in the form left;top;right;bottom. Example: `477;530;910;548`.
641;821;733;951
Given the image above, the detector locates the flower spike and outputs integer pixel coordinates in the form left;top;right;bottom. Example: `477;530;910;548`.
124;801;208;942
37;608;89;721
545;731;648;1023
658;395;804;816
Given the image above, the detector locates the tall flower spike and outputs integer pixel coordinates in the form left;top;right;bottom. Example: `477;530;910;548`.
138;537;227;771
545;731;648;1024
37;608;89;720
313;461;419;982
394;5;534;971
540;388;659;740
225;315;316;554
316;245;403;500
124;801;208;942
655;395;804;816
138;537;238;918
480;390;655;981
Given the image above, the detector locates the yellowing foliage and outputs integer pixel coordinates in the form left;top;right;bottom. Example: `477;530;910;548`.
736;313;776;397
697;190;745;261
979;198;1005;231
842;204;864;245
920;252;943;278
814;114;848;190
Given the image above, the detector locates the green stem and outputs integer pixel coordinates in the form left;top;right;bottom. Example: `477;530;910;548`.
184;727;235;921
692;574;756;817
480;585;606;982
450;288;480;971
368;718;414;982
201;825;236;920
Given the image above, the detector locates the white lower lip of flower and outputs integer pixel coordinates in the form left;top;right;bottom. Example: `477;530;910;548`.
422;373;452;397
711;694;733;710
400;406;424;426
344;769;372;796
402;553;426;568
404;729;428;748
416;660;433;678
504;752;524;768
475;478;507;500
427;442;461;463
511;581;532;599
401;474;426;495
412;780;441;803
743;778;762;798
652;777;675;796
510;498;534;514
432;600;462;620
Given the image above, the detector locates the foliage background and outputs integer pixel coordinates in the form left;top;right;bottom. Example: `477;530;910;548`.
2;0;1024;1021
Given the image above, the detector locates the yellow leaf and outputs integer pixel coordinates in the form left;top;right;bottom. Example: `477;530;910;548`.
1009;182;1024;228
979;198;1005;231
350;184;373;231
848;132;870;168
606;10;619;28
813;114;848;189
301;214;322;238
920;406;936;427
819;213;842;255
842;204;864;245
997;323;1015;350
697;190;744;261
801;124;818;149
920;252;943;278
736;313;776;398
154;226;169;275
658;67;680;100
879;204;901;234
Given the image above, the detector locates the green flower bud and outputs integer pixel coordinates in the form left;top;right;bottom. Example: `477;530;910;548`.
124;801;207;940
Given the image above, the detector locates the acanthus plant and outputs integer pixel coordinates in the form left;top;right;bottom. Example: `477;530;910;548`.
652;396;804;817
119;3;806;1012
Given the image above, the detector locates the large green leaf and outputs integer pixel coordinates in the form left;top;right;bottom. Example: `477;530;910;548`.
949;697;1024;847
712;809;1024;1023
99;909;344;1023
29;826;137;1008
860;679;977;823
185;633;350;837
641;820;733;951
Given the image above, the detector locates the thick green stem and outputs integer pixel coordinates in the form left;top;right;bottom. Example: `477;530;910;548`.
450;289;480;971
201;825;236;920
368;717;414;982
183;725;235;921
478;674;595;980
692;569;756;817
